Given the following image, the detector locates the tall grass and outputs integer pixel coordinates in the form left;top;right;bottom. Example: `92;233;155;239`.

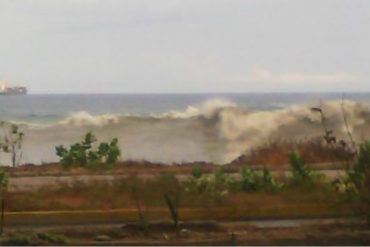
233;139;354;167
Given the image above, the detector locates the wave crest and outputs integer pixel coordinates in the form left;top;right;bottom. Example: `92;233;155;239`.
59;111;119;126
157;98;237;119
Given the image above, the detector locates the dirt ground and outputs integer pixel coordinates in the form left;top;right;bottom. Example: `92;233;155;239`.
3;218;370;246
0;161;359;245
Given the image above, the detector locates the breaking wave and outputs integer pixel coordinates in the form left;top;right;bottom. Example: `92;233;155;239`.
3;99;370;165
60;111;120;126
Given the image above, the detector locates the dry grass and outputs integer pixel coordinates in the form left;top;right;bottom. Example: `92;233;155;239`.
3;175;352;219
231;138;354;168
0;171;361;245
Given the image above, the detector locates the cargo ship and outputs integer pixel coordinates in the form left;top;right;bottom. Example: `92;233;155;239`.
0;81;27;95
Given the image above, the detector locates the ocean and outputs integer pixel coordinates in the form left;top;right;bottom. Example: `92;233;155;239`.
0;93;369;166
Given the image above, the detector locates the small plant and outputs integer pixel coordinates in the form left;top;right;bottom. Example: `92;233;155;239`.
240;168;258;191
311;99;358;158
55;132;121;169
0;170;8;189
289;150;314;185
345;152;366;192
0;122;24;167
158;173;182;232
311;103;336;145
191;165;203;179
347;141;370;223
239;167;278;192
226;177;239;192
261;167;279;192
98;138;120;169
213;168;227;190
128;176;150;235
352;141;370;180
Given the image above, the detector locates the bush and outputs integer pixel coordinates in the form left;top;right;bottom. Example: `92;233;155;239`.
55;132;120;169
240;168;258;191
240;167;279;192
225;177;239;192
185;167;279;194
191;165;203;179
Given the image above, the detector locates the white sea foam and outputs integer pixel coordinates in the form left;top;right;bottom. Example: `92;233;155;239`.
1;99;370;166
155;98;237;119
59;111;120;126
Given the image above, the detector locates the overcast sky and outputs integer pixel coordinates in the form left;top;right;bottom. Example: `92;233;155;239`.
0;0;369;94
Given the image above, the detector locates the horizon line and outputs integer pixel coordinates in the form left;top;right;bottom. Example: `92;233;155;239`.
25;91;370;95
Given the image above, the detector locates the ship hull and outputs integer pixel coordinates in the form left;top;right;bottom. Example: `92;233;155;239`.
0;92;27;95
0;87;27;95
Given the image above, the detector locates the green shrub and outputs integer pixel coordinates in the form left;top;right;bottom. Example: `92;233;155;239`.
187;167;278;194
348;141;370;185
239;167;279;192
346;141;370;223
358;141;370;168
191;165;203;179
55;132;121;169
261;167;279;192
214;168;226;183
0;169;8;188
289;150;314;185
99;138;120;169
225;177;239;192
183;176;210;193
240;168;258;191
